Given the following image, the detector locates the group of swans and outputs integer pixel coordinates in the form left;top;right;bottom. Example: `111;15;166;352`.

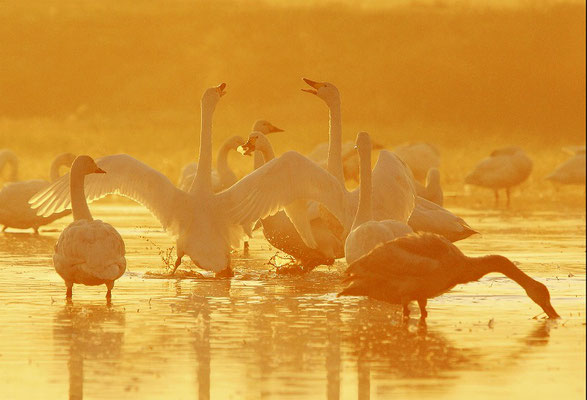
0;152;76;232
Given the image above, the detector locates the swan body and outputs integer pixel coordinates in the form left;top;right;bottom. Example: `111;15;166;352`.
53;155;126;299
0;149;18;182
465;146;533;204
241;131;344;269
394;142;440;183
344;132;413;265
32;85;350;275
339;232;560;319
414;167;443;206
546;153;586;186
178;120;282;192
0;153;75;233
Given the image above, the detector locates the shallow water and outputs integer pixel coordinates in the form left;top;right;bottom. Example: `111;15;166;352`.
0;202;585;399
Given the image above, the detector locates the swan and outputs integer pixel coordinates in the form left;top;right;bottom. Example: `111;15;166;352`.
31;84;351;276
344;132;413;265
338;232;560;319
546;151;586;186
0;152;76;233
394;142;440;183
178;120;283;192
240;131;344;270
53;155;126;300
302;78;416;223
0;149;18;182
465;146;533;205
302;78;474;242
414;167;443;206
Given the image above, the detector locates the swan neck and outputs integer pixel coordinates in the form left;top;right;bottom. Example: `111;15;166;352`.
70;170;93;221
194;104;214;191
49;156;67;182
468;255;535;288
216;141;232;175
253;140;276;170
327;102;345;185
352;147;373;229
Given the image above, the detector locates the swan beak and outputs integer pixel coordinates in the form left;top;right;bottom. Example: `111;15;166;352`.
543;303;560;319
95;167;106;174
238;138;256;156
216;83;227;97
302;78;325;95
268;124;284;133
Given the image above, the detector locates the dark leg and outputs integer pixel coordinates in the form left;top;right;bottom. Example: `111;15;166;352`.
215;267;234;278
494;190;499;205
243;241;250;254
33;227;39;234
66;285;73;299
402;300;410;319
172;256;182;274
1;226;6;232
418;299;428;319
506;187;511;207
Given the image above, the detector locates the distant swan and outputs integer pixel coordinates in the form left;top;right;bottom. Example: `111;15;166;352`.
414;167;443;206
339;232;560;319
546;150;585;186
465;146;533;205
344;132;413;265
31;84;350;277
394;142;440;183
0;149;18;182
0;152;76;233
53;155;126;300
178;120;283;192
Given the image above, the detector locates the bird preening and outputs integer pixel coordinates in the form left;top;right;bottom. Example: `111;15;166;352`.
18;81;563;321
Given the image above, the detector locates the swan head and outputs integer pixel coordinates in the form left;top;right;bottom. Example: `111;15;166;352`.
252;120;284;134
302;78;340;105
201;83;226;110
55;152;77;168
238;131;269;156
354;131;372;153
72;155;107;176
526;280;560;319
225;136;246;150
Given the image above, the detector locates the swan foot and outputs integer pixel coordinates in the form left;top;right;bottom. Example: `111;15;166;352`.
215;267;234;278
418;299;428;319
171;257;182;275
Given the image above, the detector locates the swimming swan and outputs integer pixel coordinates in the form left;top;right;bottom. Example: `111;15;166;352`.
31;84;350;276
53;155;126;300
0;152;76;233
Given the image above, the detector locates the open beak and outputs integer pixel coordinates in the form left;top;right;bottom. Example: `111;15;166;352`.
268;124;284;133
302;78;325;95
238;138;256;156
95;167;106;174
216;83;227;97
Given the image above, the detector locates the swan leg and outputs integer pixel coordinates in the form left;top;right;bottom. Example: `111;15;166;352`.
172;256;182;275
215;267;234;278
1;225;6;232
418;299;428;319
33;227;39;234
402;300;410;319
243;241;250;255
494;190;499;205
105;281;114;299
66;283;73;299
506;188;511;207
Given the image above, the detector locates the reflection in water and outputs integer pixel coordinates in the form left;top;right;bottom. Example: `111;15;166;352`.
0;232;55;258
53;304;125;400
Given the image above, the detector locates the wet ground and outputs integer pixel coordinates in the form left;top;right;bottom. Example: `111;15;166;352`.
0;201;585;399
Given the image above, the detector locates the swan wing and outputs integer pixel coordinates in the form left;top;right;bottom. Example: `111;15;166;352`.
29;154;187;234
218;151;349;240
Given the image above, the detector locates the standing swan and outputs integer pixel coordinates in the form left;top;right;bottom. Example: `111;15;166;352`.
546;149;585;186
53;155;126;300
31;84;350;276
339;232;560;319
393;142;440;184
344;132;413;265
0;152;76;233
465;146;533;205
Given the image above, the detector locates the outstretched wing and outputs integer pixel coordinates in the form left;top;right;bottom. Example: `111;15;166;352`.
217;151;351;241
29;154;188;234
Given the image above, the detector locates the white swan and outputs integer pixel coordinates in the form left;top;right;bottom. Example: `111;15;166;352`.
394;142;440;183
344;132;413;265
178;120;283;192
32;84;350;276
0;149;18;182
546;151;586;186
0;152;76;233
465;146;533;205
240;131;344;270
302;78;474;242
302;78;416;223
53;155;126;300
414;167;443;206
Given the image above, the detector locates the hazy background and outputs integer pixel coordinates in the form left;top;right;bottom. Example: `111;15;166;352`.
1;0;585;202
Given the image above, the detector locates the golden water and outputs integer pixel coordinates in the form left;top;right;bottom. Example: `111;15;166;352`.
0;201;584;399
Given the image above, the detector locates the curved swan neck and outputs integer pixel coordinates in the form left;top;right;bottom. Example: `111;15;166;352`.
352;145;373;229
0;151;18;181
327;101;345;185
467;255;535;288
193;103;215;192
70;170;93;221
253;137;276;170
216;141;233;176
49;155;70;182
